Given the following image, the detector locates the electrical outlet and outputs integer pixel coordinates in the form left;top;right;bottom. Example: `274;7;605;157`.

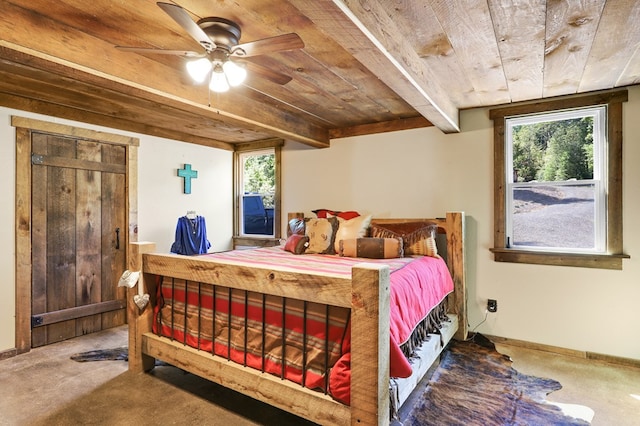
487;299;498;313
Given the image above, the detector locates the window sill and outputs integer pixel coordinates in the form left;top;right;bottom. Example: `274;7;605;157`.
490;248;629;270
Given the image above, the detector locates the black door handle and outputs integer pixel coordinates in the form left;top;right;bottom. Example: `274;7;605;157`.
115;227;120;250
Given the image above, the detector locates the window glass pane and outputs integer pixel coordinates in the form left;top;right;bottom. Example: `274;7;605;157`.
240;150;275;236
511;182;595;250
506;107;605;253
509;115;595;183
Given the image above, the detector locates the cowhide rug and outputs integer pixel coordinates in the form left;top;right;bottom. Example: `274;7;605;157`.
70;347;128;362
402;334;591;426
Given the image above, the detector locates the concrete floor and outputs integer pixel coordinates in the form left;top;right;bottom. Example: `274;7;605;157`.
1;326;638;425
494;343;640;426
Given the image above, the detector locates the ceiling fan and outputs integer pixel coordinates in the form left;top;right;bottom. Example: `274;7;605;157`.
116;2;304;93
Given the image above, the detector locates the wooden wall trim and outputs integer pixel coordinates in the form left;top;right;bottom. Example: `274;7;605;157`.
14;127;31;354
11;116;139;146
485;334;640;369
233;138;285;152
0;348;18;361
489;89;629;119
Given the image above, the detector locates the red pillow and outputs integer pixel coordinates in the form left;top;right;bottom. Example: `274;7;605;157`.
312;208;337;218
283;234;309;254
329;352;351;405
312;209;360;220
333;211;360;220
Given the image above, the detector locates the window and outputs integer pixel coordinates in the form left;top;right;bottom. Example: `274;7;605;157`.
506;107;606;252
490;90;628;269
233;140;282;247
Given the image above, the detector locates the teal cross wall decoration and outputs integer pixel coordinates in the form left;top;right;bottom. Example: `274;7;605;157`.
177;164;198;194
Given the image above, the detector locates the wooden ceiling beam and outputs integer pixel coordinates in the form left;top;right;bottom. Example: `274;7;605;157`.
0;1;330;147
289;0;460;133
0;92;236;150
329;116;432;139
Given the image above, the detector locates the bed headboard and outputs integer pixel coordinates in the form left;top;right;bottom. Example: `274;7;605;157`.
287;212;467;340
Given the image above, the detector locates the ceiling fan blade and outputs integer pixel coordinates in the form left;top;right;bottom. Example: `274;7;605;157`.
232;33;304;58
115;46;204;57
242;61;293;85
157;2;214;51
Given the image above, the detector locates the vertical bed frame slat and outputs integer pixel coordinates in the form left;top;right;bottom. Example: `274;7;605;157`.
227;288;232;360
212;286;217;357
243;290;248;366
281;298;287;379
302;301;308;388
324;305;330;394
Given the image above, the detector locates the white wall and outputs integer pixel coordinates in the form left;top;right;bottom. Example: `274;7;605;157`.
282;86;640;360
137;136;233;253
0;107;232;352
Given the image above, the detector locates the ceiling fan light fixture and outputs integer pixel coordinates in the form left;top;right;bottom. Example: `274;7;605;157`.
209;65;230;93
222;60;247;87
118;4;303;94
186;58;212;83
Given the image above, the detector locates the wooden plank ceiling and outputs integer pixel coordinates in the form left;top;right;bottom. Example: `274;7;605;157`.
1;0;639;150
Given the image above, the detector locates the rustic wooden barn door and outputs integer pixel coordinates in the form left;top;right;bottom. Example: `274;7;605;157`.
30;132;127;347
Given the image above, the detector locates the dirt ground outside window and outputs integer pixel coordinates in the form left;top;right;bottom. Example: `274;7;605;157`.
512;185;594;249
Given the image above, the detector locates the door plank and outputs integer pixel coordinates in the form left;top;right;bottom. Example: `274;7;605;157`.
31;133;49;347
75;140;103;335
46;136;77;344
101;143;127;328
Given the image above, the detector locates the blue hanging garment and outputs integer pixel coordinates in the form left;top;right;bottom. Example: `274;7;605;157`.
170;215;211;255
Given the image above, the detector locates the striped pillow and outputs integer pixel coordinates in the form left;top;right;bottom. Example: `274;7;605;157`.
339;237;403;259
370;224;439;257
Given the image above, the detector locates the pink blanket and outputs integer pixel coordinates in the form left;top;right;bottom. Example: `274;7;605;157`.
388;255;454;372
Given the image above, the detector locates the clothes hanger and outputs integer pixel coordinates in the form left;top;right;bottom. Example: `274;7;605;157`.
186;210;197;219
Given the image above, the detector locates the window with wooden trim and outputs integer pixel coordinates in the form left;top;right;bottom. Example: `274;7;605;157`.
489;90;629;269
233;140;282;248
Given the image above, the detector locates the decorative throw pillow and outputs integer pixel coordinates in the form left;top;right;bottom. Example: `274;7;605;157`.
370;223;439;257
284;234;309;254
333;214;372;252
304;217;339;254
312;209;360;220
287;218;305;236
339;237;404;259
329;211;361;220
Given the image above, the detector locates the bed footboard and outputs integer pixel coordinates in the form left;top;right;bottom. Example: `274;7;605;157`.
128;242;391;425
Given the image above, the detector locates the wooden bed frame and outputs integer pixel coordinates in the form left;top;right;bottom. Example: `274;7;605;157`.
127;212;466;425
